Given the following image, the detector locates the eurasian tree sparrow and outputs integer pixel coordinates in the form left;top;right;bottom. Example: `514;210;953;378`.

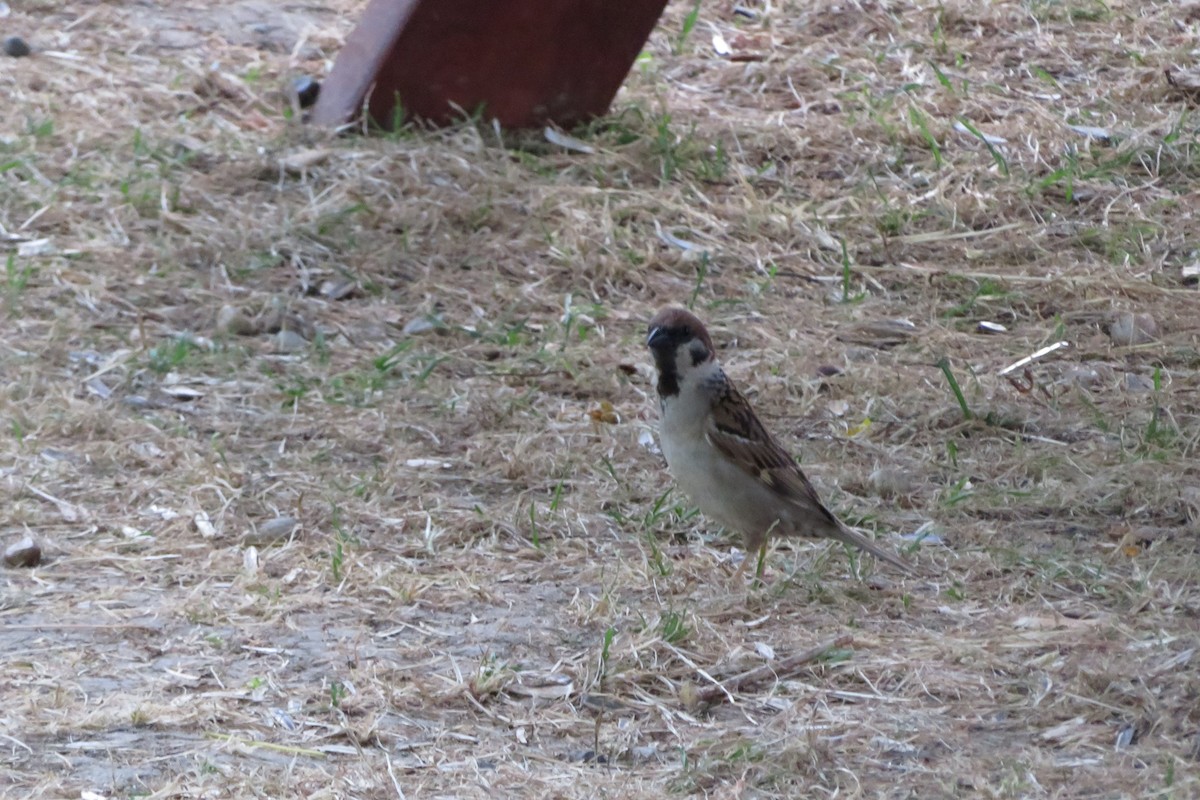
646;306;912;575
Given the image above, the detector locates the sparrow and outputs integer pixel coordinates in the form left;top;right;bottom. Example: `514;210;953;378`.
646;306;912;576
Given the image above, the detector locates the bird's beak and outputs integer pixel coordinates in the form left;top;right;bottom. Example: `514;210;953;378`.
646;326;666;349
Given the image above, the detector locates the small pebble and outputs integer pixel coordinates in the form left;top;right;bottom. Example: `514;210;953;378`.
319;279;357;301
403;316;437;336
1123;373;1156;393
866;574;894;591
243;516;299;547
292;75;320;108
1115;724;1136;751
870;466;916;499
270;707;298;731
216;304;257;336
273;329;309;353
4;535;42;568
86;378;113;399
243;546;259;576
280;147;332;173
256;305;284;334
1066;365;1103;389
1109;312;1158;346
173;135;207;155
977;321;1007;334
3;35;30;58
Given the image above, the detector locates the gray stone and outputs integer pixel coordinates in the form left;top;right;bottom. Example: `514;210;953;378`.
4;536;41;568
1109;312;1158;346
3;36;31;58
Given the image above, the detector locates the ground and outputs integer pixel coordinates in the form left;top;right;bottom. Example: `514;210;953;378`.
2;0;1199;798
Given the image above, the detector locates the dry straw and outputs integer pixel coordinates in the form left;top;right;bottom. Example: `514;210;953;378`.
2;0;1199;797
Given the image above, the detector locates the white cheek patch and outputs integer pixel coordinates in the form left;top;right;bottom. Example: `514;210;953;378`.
674;347;696;376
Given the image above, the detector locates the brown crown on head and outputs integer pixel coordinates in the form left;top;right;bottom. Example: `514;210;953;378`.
647;306;714;353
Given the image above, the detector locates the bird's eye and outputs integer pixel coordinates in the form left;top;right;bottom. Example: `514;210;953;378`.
680;325;692;337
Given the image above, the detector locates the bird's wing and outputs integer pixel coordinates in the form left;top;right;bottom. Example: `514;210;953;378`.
705;381;914;573
704;382;840;525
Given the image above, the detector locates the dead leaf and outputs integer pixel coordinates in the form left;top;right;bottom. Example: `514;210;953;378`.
588;400;619;425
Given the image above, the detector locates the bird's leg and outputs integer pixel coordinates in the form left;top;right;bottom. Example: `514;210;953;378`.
732;551;750;582
732;539;769;586
746;523;777;587
734;543;769;589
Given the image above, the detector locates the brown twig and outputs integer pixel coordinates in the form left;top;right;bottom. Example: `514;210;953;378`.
693;634;854;705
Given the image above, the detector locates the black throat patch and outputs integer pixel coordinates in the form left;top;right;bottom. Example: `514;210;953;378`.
652;349;680;398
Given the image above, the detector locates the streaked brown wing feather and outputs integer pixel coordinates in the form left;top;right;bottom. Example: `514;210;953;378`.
705;381;915;573
704;382;840;527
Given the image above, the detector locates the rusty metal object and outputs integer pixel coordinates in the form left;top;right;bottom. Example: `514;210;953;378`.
310;0;669;130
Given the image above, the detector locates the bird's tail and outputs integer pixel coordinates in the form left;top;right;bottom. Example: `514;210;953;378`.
829;521;915;574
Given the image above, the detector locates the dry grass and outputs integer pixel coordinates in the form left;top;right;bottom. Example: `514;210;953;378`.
3;0;1200;797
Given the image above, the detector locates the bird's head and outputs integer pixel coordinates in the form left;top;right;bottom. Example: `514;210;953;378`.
646;306;715;396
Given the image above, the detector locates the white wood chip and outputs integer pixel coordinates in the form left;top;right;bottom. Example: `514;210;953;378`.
543;126;595;154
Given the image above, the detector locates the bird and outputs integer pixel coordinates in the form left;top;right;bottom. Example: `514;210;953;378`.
645;306;912;577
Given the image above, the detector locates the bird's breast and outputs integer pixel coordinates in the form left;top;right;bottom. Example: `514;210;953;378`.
658;410;784;537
